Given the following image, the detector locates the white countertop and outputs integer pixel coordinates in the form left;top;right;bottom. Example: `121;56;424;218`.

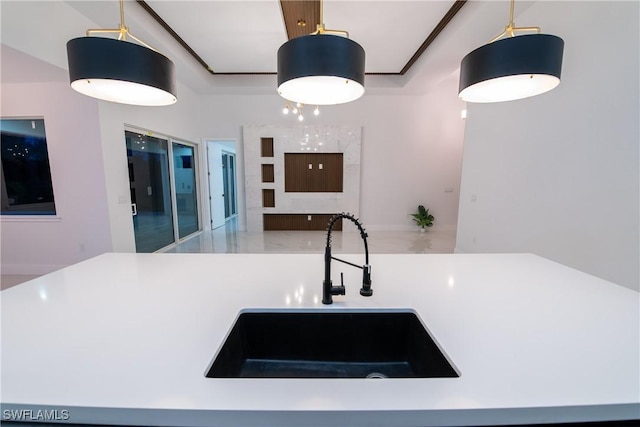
1;253;638;426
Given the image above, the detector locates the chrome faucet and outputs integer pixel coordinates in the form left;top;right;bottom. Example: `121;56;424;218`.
322;212;372;305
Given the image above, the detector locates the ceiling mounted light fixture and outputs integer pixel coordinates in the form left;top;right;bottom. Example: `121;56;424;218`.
281;103;320;122
277;0;365;105
458;0;564;103
66;0;177;106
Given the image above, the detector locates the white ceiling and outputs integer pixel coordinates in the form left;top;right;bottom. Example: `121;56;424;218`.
0;0;538;96
143;0;459;74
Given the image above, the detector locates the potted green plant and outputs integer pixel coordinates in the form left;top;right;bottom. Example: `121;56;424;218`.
411;205;434;232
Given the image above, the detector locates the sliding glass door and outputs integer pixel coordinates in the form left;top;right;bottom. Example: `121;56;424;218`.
172;142;199;238
125;130;200;252
126;131;174;252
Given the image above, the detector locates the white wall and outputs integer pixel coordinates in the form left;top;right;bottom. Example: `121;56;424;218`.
0;82;112;274
199;72;466;232
456;1;639;290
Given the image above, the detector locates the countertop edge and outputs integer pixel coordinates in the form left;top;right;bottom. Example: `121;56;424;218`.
2;403;639;427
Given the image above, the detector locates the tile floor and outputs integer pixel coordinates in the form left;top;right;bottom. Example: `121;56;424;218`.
164;218;456;255
1;219;456;290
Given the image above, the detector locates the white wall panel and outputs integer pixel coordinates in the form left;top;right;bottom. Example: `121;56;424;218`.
456;1;639;290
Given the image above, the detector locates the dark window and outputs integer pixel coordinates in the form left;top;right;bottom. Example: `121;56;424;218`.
1;118;56;215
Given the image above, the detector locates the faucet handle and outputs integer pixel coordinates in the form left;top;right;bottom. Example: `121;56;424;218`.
332;272;346;296
331;285;346;296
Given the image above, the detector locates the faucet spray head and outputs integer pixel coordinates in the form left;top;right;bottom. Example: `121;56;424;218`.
360;265;373;297
360;287;373;297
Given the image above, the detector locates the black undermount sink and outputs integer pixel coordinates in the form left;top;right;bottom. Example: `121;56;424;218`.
205;310;459;379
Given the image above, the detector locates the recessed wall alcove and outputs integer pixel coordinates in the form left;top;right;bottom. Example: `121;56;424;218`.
243;125;361;232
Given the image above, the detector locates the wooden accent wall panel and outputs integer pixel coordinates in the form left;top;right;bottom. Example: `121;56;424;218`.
263;214;342;231
261;164;274;183
284;153;343;192
280;0;320;39
284;153;307;191
261;138;274;157
262;189;275;208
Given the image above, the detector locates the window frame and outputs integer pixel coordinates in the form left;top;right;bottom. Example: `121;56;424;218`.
0;117;58;218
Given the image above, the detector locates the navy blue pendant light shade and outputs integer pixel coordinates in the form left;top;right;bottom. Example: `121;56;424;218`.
277;34;365;105
459;34;564;103
67;37;177;106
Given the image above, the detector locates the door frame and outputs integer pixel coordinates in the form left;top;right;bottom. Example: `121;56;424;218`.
169;139;201;241
203;139;238;230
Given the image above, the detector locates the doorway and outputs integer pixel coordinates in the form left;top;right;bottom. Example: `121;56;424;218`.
222;152;237;219
206;141;238;229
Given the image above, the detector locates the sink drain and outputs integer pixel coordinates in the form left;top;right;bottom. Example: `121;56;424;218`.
366;372;388;379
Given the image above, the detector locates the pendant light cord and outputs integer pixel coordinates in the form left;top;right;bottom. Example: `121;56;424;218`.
311;0;350;37
119;0;126;35
85;0;160;53
488;0;540;43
